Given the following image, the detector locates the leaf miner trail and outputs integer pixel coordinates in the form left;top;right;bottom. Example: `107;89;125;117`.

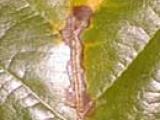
61;5;94;120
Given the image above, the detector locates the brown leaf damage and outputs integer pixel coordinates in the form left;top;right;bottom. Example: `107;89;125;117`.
61;5;94;120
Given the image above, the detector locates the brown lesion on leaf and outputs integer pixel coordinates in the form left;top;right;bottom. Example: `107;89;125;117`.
73;6;93;22
60;5;95;120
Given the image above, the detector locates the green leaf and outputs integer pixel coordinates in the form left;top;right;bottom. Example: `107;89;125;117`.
0;0;73;120
0;95;32;120
1;0;160;120
83;0;160;120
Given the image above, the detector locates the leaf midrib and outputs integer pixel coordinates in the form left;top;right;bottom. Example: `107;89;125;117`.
0;63;66;120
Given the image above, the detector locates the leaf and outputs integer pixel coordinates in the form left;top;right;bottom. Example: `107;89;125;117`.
1;0;160;120
80;0;160;120
89;29;160;120
0;94;32;120
0;0;74;120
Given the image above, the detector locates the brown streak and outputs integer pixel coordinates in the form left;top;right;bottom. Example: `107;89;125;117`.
61;5;94;120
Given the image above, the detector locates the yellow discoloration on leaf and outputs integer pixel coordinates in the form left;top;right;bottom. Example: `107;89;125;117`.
51;21;65;33
50;21;65;43
71;0;86;6
86;0;104;11
71;0;104;12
